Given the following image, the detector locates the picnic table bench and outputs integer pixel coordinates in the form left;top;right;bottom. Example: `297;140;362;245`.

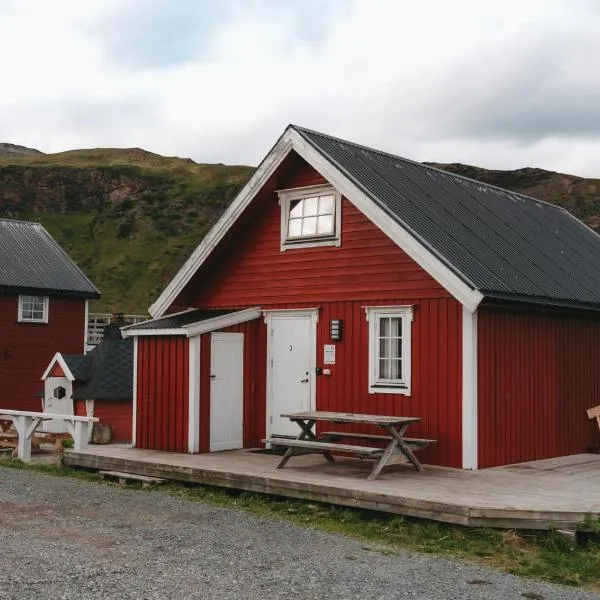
0;409;98;462
265;411;434;480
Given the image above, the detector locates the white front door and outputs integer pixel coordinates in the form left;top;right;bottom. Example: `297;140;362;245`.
267;311;316;438
43;376;73;433
210;333;244;451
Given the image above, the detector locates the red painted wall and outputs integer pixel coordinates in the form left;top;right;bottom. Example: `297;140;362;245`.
136;336;189;452
183;156;463;466
478;307;600;467
0;296;86;411
94;401;132;442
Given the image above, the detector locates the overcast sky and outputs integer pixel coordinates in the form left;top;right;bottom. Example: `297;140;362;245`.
1;0;599;176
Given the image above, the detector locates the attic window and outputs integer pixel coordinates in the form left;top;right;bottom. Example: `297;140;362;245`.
278;185;341;250
18;295;49;323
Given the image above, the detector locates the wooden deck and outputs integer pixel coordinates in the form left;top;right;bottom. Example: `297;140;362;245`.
64;445;600;531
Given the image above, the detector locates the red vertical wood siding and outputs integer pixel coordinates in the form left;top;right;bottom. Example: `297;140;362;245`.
478;307;600;468
0;296;86;411
94;401;133;442
136;336;188;452
74;399;86;416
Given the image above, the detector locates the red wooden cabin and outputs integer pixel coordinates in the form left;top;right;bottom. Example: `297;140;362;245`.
0;219;99;412
124;126;600;469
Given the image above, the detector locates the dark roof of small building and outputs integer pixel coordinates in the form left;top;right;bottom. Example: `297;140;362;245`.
0;219;99;298
63;355;93;381
69;325;133;401
293;126;600;310
127;309;234;331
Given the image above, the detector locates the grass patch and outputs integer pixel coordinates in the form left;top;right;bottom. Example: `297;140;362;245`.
1;459;599;590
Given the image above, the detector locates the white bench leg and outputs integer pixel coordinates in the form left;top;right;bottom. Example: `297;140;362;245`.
72;421;89;451
12;416;32;462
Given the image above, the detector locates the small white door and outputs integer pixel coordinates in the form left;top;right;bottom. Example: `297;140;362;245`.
268;311;315;438
43;376;73;433
209;333;244;451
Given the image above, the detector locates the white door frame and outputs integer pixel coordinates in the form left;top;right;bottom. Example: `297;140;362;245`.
264;308;318;440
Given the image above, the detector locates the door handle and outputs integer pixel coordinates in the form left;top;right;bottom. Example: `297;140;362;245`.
210;374;216;379
300;378;309;383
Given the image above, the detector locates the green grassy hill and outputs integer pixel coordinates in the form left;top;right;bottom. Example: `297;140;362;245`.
1;146;599;314
0;148;253;313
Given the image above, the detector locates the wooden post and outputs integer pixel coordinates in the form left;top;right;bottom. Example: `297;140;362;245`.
11;416;33;462
587;405;600;432
72;420;89;451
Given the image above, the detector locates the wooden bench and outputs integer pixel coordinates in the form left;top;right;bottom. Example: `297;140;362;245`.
99;470;167;488
267;437;384;458
319;431;436;448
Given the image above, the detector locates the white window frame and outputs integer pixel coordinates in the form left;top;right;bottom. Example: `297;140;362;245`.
277;184;342;251
365;305;413;395
18;294;49;324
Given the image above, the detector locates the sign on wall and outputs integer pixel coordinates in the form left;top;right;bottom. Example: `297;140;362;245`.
324;344;336;365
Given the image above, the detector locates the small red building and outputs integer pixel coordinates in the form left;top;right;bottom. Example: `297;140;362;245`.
124;126;600;469
0;219;99;412
41;325;133;442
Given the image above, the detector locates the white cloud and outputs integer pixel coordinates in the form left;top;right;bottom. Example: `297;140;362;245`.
1;0;600;177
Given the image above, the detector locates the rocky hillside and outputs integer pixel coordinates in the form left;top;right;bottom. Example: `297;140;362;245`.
0;143;43;158
0;148;599;313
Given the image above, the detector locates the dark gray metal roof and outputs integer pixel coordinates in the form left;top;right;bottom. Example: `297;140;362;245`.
0;219;99;298
293;126;600;310
63;355;93;381
70;326;133;401
127;309;234;331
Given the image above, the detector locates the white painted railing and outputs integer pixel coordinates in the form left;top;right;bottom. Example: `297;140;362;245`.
87;313;147;346
0;410;98;462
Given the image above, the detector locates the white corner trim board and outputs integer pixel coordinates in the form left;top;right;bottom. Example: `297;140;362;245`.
131;337;138;447
148;126;483;318
462;307;478;470
41;352;76;382
187;335;201;453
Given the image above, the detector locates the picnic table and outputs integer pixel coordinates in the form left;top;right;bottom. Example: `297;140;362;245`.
265;411;434;480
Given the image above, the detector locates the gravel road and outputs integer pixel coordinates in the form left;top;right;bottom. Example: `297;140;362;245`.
0;467;597;600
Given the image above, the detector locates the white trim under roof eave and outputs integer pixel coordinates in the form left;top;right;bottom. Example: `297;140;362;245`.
41;352;76;382
121;327;187;338
148;133;295;318
289;130;484;313
183;307;262;337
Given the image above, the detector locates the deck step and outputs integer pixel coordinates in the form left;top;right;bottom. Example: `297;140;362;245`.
99;470;167;488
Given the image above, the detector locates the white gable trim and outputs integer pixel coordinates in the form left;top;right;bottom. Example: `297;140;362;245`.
122;307;262;338
41;352;76;382
462;307;478;469
149;127;483;317
183;307;261;336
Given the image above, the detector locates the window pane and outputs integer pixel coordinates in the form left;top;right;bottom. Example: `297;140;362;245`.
289;200;303;219
379;337;390;359
389;337;401;359
303;197;318;217
318;195;334;215
301;217;317;236
316;214;334;234
390;359;402;380
288;218;302;237
379;359;390;379
380;317;390;337
389;317;402;337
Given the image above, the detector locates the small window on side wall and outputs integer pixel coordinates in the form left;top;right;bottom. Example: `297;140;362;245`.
278;185;341;250
18;295;49;323
365;306;413;395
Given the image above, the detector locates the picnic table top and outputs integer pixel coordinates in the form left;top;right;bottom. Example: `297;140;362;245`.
280;411;421;426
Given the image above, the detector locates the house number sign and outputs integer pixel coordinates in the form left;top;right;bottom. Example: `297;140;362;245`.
324;344;336;365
